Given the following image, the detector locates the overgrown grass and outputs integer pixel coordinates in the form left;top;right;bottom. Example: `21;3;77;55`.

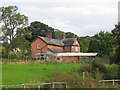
2;62;86;85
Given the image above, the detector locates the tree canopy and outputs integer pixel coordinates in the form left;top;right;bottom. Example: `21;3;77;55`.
26;21;55;42
0;5;28;50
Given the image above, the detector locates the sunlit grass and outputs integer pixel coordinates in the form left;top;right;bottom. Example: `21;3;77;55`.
2;63;86;85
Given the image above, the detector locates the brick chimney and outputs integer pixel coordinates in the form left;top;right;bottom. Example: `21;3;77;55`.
46;33;52;40
61;33;66;40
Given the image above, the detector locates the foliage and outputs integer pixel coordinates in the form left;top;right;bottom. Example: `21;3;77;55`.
8;48;28;60
65;32;78;38
78;36;91;52
76;58;119;80
47;71;116;88
88;31;114;57
26;21;54;42
12;35;30;59
0;6;28;51
103;64;119;80
54;29;64;39
112;23;120;64
0;46;7;58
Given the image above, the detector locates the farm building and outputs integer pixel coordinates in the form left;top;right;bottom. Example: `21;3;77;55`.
30;33;97;61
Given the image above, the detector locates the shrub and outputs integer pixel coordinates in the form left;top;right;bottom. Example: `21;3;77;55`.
103;64;119;79
46;71;116;88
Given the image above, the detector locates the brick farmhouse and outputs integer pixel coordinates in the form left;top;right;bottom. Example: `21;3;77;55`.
30;33;97;61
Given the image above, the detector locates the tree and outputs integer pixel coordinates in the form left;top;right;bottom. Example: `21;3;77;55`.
54;29;64;39
112;23;120;64
0;6;28;51
88;31;114;57
26;21;54;42
65;32;78;38
78;36;91;52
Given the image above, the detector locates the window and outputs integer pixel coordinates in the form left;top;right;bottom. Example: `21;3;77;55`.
36;53;40;59
71;46;74;51
76;47;78;52
37;44;40;49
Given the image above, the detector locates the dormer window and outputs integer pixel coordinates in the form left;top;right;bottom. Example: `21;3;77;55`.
37;44;40;49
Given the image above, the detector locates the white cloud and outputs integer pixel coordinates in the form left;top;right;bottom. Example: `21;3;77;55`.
2;0;119;3
1;0;119;36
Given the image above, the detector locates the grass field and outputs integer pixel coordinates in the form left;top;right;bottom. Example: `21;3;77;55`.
2;63;86;85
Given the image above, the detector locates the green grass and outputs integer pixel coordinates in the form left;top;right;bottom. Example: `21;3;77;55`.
2;63;86;85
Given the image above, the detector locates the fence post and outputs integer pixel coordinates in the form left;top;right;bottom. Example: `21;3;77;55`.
6;86;7;90
22;84;25;88
52;83;55;88
38;84;40;90
83;72;85;80
65;83;68;88
113;80;115;85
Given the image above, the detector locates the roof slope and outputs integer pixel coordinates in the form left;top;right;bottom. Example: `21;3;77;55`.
48;48;65;53
38;36;77;46
39;36;64;46
62;38;77;46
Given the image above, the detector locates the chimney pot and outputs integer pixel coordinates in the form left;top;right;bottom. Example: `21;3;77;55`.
61;33;66;40
46;33;52;40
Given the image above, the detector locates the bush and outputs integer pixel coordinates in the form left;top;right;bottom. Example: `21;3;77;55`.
46;71;116;88
103;64;119;79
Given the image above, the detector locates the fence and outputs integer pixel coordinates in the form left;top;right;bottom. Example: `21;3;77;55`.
99;80;120;85
0;80;120;89
0;82;68;89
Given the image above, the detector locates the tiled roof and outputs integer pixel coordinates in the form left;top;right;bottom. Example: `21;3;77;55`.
62;38;77;46
39;36;64;46
38;36;77;46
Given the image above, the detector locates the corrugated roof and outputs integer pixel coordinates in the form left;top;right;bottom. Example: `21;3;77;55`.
56;53;97;56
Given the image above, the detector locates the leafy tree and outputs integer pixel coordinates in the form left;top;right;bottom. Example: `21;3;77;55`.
54;29;64;39
112;23;120;64
26;21;54;42
0;6;28;51
88;39;100;52
65;32;78;38
88;31;113;57
78;36;91;52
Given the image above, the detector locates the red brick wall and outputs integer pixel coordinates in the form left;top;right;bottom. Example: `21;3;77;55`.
64;46;71;52
62;56;78;61
64;40;80;53
30;38;47;59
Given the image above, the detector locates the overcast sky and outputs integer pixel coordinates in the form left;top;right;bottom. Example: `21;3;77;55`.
1;0;119;36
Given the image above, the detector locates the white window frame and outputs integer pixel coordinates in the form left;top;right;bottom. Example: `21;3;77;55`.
37;44;40;49
76;47;78;52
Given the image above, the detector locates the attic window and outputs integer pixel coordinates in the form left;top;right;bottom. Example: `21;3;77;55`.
37;44;40;49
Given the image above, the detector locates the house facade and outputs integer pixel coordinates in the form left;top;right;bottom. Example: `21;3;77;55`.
30;33;80;60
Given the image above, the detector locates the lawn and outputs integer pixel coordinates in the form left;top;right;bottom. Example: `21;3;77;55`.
2;63;85;85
